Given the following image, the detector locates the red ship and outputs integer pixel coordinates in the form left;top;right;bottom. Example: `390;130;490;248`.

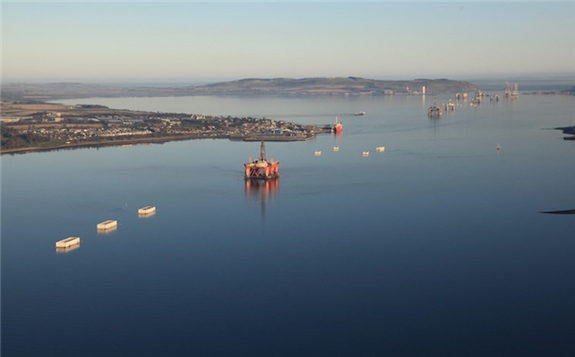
334;117;342;134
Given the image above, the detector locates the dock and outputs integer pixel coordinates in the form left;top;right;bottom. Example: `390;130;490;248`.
231;133;312;142
56;237;80;249
97;220;117;231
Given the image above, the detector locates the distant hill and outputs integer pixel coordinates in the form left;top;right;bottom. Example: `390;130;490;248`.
186;77;476;96
1;77;477;101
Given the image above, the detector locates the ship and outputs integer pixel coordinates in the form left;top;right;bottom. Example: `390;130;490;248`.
354;111;366;116
244;141;279;180
334;117;343;134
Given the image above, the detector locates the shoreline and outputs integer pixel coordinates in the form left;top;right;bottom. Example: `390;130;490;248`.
0;134;214;155
0;133;317;155
1;100;320;155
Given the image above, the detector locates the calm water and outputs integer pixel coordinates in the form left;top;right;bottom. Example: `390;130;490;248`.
2;92;575;356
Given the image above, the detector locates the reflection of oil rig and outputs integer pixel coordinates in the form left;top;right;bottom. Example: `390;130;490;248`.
245;178;279;200
244;141;279;180
245;177;279;221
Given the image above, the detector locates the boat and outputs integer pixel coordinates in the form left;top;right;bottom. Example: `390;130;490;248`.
314;151;322;156
333;146;339;152
362;151;370;157
354;111;366;116
334;117;342;134
56;237;81;249
376;146;385;152
97;220;117;231
138;206;156;216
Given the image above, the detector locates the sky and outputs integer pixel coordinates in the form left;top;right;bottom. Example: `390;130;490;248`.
2;1;575;83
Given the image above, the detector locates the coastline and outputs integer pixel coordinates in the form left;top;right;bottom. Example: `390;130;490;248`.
0;132;317;155
0;133;215;155
1;100;319;155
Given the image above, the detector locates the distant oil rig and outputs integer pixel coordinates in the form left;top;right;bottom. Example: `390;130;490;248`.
428;98;443;117
244;141;279;180
504;82;519;98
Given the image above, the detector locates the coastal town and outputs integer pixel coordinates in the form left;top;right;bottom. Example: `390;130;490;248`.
0;101;317;154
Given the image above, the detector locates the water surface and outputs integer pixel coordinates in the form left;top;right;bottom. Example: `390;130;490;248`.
3;93;574;356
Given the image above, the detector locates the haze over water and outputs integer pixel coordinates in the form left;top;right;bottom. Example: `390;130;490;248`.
2;90;575;356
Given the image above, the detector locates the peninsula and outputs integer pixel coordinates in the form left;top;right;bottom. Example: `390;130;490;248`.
0;101;318;154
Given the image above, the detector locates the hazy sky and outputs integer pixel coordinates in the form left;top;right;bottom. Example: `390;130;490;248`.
2;1;575;83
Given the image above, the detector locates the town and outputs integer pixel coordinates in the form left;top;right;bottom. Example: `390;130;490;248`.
0;101;317;153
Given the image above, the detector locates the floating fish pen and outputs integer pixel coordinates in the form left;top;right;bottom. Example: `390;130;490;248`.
362;151;370;157
97;220;117;231
376;146;385;152
138;206;156;216
428;99;443;117
244;141;279;180
315;151;322;156
56;237;81;249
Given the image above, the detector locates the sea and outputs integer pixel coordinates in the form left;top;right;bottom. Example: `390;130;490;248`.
2;83;575;356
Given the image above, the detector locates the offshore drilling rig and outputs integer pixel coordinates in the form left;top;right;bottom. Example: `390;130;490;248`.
244;141;279;180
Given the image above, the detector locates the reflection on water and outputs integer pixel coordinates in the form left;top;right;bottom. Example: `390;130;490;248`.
245;178;279;221
138;211;156;218
56;243;80;254
97;227;118;235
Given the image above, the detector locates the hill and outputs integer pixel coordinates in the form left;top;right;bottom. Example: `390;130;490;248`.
1;77;477;101
187;77;476;96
